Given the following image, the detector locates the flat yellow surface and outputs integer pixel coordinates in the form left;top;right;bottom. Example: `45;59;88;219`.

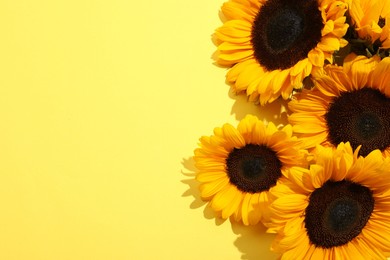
0;1;279;259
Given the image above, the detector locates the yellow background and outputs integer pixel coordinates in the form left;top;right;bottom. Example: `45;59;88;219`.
0;1;281;259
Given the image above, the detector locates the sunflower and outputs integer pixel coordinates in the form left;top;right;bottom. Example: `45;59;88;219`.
193;115;306;225
268;142;390;259
214;0;349;105
288;53;390;157
348;0;390;51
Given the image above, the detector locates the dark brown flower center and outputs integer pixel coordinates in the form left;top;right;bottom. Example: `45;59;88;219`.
251;0;323;71
379;17;386;28
325;87;390;156
305;180;374;248
226;144;282;193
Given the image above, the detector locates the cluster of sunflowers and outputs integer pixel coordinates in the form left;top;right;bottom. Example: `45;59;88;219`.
192;0;390;258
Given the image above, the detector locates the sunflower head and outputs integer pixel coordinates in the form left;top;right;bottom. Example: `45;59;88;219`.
214;0;349;105
289;54;390;157
269;142;390;259
193;115;307;225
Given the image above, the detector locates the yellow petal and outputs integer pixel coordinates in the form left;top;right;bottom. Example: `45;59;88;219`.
199;177;229;198
210;184;237;212
237;114;257;142
219;49;254;63
222;123;246;147
196;171;226;182
251;120;266;144
310;164;326;189
221;1;256;22
226;59;255;83
321;20;334;36
308;48;325;67
221;188;243;219
247;193;262;225
234;60;264;91
317;36;340;52
215;20;252;41
344;240;370;260
272;194;307;213
344;54;379;88
270;69;290;95
369;57;390;96
240;192;253;225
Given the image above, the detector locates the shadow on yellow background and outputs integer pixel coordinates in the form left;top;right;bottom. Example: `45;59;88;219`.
0;0;283;259
229;89;289;125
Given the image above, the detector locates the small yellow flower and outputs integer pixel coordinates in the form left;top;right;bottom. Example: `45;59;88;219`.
193;115;306;225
